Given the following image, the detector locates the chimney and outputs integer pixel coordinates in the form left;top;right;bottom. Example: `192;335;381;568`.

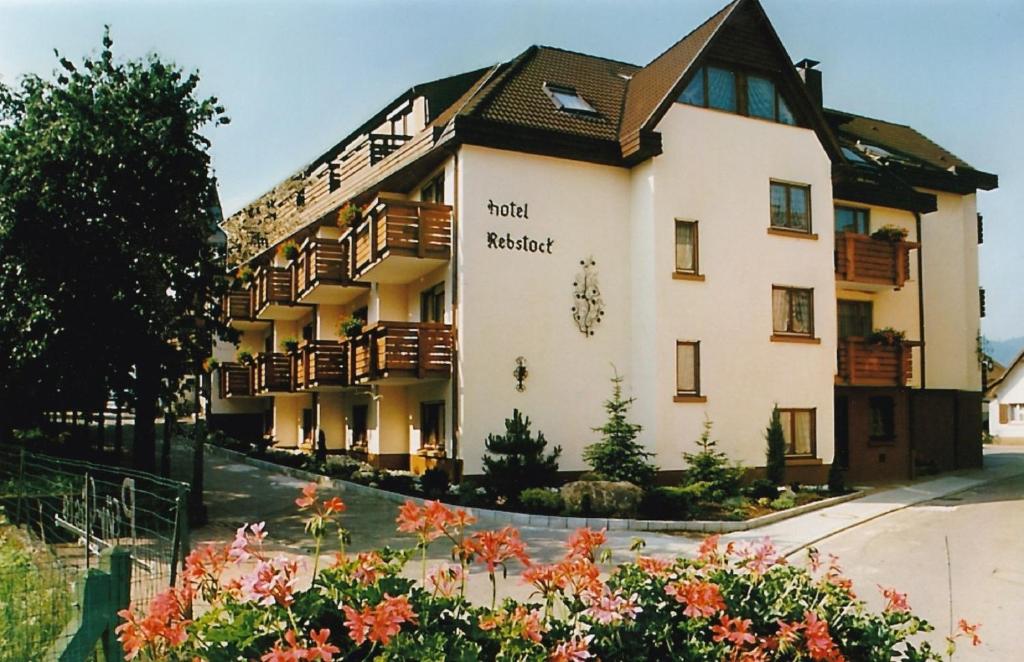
795;58;822;108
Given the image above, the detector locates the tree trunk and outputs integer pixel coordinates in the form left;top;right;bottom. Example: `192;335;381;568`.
161;412;173;477
133;358;159;472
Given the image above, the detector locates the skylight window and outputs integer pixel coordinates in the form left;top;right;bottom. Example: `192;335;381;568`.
543;83;597;114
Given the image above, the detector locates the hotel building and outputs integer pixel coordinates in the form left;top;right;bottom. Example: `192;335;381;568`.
211;0;996;483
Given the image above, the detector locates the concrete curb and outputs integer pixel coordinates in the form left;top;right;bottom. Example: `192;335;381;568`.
203;444;865;532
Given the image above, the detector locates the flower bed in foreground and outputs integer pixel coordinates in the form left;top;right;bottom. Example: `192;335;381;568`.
118;484;980;661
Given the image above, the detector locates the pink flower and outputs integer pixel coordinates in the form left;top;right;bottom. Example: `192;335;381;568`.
295;483;317;509
426;563;464;597
549;634;595;661
583;587;642;624
240;557;302;608
261;630;307;662
698;534;722;563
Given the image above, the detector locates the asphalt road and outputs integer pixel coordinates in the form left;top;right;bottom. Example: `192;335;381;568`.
811;472;1024;661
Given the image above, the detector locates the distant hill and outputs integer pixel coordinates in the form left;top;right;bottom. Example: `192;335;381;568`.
989;336;1024;365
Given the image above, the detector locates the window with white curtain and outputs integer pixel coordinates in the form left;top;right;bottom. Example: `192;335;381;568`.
676;341;700;395
779;408;815;456
675;220;698;274
772;286;814;336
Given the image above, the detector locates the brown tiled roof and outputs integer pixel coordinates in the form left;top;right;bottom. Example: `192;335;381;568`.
824;109;972;170
619;0;740;151
461;46;638;142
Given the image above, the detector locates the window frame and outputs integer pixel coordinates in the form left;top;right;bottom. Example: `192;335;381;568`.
778;408;816;457
674;219;700;275
675;340;701;397
837;299;873;339
421;172;445;204
770;181;812;233
834;205;870;235
772;286;815;338
350;404;369;450
542;82;598;115
679;65;798;126
420;282;445;324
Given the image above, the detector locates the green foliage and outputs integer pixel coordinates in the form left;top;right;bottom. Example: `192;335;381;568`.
0;518;72;661
745;478;779;501
420;467;450;498
280;337;299;353
870;224;909;242
639;485;698;520
765;406;786;486
681;417;743;501
518;487;564;515
482;409;561;504
0;29;232;464
866;327;907;346
339;315;365;338
828;460;847;495
583;371;657;486
769;490;797;510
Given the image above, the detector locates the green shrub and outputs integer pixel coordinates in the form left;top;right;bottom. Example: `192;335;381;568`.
745;478;778;500
681;417;743;501
764;406;786;486
322;455;363;480
828;461;847;495
378;471;417;495
455;477;490;507
583;371;657;486
420;467;450;498
640;486;698;520
519;488;564;515
481;409;561;504
770;490;797;511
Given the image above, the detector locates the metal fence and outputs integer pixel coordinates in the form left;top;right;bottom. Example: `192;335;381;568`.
0;445;189;661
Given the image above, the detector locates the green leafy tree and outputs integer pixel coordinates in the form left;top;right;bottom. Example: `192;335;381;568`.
482;409;561;504
765;406;786;486
0;30;232;467
583;370;657;486
681;417;743;501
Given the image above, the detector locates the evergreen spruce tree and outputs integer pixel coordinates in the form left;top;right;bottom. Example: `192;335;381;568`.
681;416;743;501
765;406;787;486
583;371;657;486
482;409;561;504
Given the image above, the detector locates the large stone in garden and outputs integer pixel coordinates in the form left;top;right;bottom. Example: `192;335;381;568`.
561;480;643;518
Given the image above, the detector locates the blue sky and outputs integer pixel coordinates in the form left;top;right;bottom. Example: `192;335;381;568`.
1;0;1021;340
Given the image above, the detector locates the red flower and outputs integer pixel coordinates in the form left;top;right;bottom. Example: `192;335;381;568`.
635;556;673;578
522;563;567;598
566;527;606;561
698;534;722;563
878;585;910;613
711;614;757;647
510;605;546;643
397;499;476;544
307;629;340;661
427;563;464;597
958;619;982;646
465;526;531;573
664;580;726;618
554;556;603;597
261;630;307;662
775;619;804;646
343;594;418;647
322;496;346;515
802;611;845;661
115;587;192;660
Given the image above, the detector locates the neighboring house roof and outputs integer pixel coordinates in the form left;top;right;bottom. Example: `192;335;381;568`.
989;350;1024;394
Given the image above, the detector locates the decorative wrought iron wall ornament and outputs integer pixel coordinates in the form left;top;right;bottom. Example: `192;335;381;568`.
513;356;528;392
572;256;604;337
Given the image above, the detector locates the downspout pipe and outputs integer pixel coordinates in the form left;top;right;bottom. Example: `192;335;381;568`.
909;211;925;480
450;152;461;475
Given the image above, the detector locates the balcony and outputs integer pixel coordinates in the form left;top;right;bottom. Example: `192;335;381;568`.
254;352;294;394
835;232;918;291
219;362;254;398
351;322;453;384
294;340;350;390
255;266;308;321
837;338;913;387
369;133;412;165
220;288;268;331
294;236;368;305
353;196;452;283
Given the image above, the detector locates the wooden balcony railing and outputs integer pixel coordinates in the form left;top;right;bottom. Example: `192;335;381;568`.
219;362;254;398
220;289;255;324
369;133;412;165
295;237;354;297
353;196;452;279
254;352;293;394
255;266;294;311
837;338;913;386
294;340;349;389
835;232;918;289
351;322;453;383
